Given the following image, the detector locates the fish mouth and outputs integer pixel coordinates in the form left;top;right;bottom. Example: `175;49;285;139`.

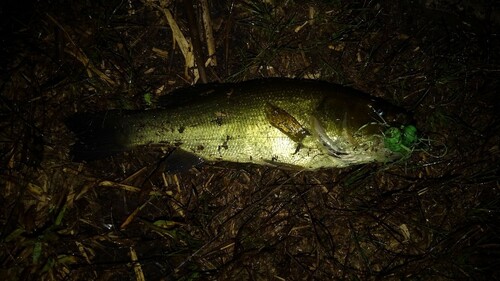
311;116;349;158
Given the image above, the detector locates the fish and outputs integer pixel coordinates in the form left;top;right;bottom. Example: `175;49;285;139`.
66;78;416;170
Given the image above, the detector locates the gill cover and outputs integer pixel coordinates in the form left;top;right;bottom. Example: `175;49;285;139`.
311;116;348;158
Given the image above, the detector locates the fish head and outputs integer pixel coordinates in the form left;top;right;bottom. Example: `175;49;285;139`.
310;95;414;162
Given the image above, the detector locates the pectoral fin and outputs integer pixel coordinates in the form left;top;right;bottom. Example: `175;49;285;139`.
264;103;310;143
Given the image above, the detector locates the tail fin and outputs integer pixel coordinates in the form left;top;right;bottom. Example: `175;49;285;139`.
65;111;129;161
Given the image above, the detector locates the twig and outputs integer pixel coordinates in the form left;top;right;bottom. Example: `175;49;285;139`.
200;0;217;66
184;0;208;83
152;3;198;82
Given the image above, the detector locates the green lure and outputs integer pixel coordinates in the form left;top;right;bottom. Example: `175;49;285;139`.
384;125;418;153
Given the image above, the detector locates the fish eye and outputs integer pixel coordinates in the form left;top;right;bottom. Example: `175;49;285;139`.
368;104;385;117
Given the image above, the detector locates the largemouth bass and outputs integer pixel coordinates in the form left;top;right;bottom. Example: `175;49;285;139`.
66;78;416;170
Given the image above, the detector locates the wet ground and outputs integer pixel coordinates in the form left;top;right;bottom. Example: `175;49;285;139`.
1;0;499;280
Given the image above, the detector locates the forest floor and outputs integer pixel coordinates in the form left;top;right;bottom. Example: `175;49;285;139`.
1;0;499;280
